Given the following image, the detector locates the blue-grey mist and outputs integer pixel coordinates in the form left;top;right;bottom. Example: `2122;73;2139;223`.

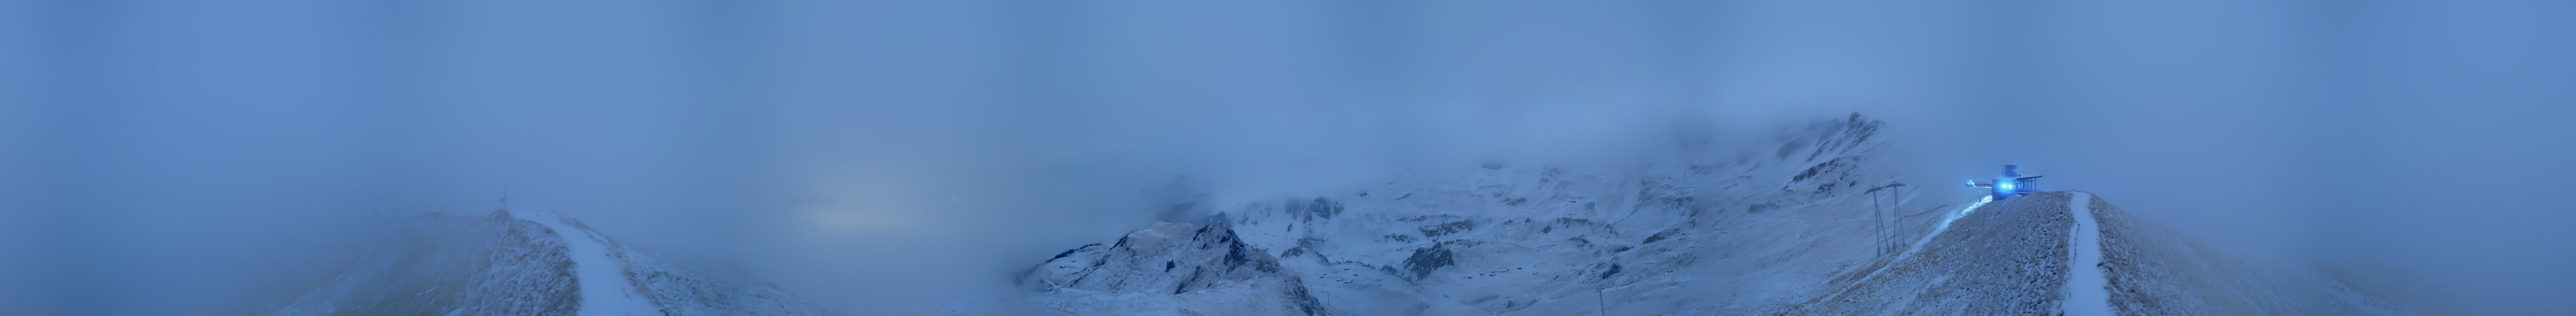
0;1;2568;315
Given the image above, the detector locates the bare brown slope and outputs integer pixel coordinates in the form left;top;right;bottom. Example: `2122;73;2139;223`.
266;211;580;316
1772;191;2076;315
2091;195;2414;316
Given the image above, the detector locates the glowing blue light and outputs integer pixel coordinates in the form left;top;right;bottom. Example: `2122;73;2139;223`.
1999;181;2014;191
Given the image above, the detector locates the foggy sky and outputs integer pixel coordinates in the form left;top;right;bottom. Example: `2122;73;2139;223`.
2;1;2570;315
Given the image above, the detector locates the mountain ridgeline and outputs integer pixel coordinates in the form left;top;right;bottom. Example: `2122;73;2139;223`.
266;210;832;316
260;114;2416;316
1019;114;2415;316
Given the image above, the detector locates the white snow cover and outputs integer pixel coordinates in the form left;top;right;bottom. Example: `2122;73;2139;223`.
2063;192;2112;316
1024;114;1989;315
267;210;831;316
1011;114;2422;316
513;210;663;316
267;115;2422;316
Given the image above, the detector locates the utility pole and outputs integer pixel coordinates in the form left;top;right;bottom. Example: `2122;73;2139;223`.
1875;187;1896;259
1867;183;1908;258
1597;286;1607;316
1873;186;1892;258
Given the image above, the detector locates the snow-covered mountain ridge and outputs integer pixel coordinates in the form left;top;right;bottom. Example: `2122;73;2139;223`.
258;114;2418;316
1021;114;2417;316
266;210;832;316
1020;222;1329;316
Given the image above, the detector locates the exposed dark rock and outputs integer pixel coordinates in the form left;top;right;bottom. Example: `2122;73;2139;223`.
1419;221;1476;238
1793;157;1849;183
1643;228;1681;244
1052;243;1102;261
1023;222;1327;316
1402;242;1458;280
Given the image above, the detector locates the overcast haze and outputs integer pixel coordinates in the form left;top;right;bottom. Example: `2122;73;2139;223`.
2;1;2571;315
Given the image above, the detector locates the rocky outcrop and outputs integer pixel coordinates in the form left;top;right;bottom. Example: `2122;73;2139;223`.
1023;222;1328;316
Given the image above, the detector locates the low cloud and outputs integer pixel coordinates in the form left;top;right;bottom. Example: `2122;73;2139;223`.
2;1;2569;315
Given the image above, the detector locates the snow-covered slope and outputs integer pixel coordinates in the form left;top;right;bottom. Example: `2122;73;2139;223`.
266;210;832;316
1023;114;1937;315
263;114;2414;316
1017;114;2420;316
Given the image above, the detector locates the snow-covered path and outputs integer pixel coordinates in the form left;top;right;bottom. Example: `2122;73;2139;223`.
514;210;663;316
2063;192;2113;316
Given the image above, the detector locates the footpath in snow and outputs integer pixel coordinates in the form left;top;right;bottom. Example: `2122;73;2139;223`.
513;210;663;316
2062;192;2113;316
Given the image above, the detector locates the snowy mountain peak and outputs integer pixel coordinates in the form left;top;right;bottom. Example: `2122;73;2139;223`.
1022;222;1328;316
1019;114;2416;316
1026;114;1911;315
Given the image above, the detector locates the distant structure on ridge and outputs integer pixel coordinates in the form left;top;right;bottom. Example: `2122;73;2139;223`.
1966;165;2043;200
